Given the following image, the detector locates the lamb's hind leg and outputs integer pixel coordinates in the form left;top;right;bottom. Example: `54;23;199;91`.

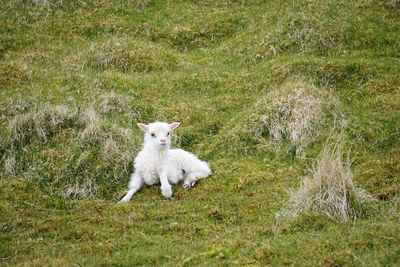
119;172;144;203
183;168;211;190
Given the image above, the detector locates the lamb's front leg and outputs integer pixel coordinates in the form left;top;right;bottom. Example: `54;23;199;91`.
159;171;172;199
119;172;144;203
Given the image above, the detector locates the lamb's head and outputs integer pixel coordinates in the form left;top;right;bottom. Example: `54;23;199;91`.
137;121;180;150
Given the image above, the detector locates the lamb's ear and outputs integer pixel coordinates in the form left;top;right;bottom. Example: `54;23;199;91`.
169;122;181;130
137;123;149;132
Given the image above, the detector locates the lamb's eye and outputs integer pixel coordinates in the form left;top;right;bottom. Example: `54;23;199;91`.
151;133;156;138
167;132;170;136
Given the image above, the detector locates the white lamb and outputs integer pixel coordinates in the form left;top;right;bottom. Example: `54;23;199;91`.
119;121;212;203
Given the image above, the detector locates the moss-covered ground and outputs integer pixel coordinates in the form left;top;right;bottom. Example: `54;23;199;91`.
1;0;399;265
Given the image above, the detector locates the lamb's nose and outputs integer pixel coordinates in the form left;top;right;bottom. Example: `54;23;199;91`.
160;139;167;143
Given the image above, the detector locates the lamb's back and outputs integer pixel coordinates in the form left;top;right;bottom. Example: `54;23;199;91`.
169;149;210;173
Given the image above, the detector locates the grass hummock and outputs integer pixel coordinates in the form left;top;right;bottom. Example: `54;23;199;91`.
276;143;373;225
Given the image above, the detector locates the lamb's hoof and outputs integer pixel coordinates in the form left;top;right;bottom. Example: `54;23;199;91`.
183;181;196;190
161;187;172;199
118;198;129;204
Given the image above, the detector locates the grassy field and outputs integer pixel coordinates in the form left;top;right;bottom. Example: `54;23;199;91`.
1;0;400;266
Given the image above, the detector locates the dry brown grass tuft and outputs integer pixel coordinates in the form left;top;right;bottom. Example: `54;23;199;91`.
80;107;102;141
32;0;48;7
8;104;80;146
229;78;341;155
253;81;324;154
134;0;150;9
97;91;130;115
3;152;16;175
2;101;138;199
62;177;99;199
276;144;373;223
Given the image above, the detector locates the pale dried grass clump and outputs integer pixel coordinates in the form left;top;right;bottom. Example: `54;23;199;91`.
32;0;48;7
101;125;133;163
98;91;130;114
70;38;179;72
247;78;339;155
3;152;16;175
31;0;65;8
7;103;132;150
135;0;150;9
2;102;137;199
0;98;33;122
62;177;99;199
79;107;134;162
80;107;102;141
8;104;79;145
276;145;373;223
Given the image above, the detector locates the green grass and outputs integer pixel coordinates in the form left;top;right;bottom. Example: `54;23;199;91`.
1;0;400;265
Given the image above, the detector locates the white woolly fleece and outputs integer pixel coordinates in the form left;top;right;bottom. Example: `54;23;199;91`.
119;121;211;203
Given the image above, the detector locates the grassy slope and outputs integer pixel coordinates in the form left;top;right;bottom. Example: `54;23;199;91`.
1;0;400;266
